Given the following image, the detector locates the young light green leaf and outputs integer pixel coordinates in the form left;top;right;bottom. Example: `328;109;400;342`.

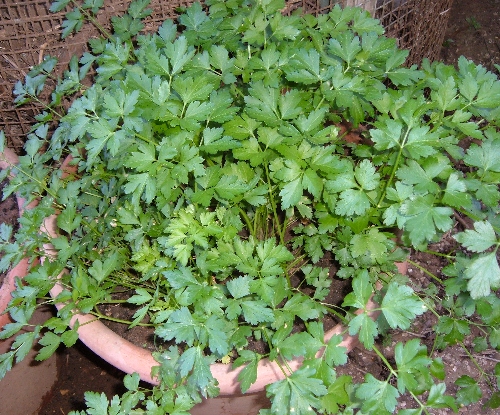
394;339;432;394
455;375;482;406
356;374;400;413
81;391;110;414
128;288;153;305
226;275;251;299
464;252;500;299
342;269;373;309
454;221;498;253
35;331;61;361
350;228;388;264
381;283;426;329
179;346;218;398
400;195;454;247
426;383;458;411
234;350;260;393
348;313;378;350
266;366;327;415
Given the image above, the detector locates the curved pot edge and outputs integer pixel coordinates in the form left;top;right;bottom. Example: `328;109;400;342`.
49;278;379;395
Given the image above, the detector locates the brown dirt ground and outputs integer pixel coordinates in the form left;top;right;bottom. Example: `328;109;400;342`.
0;0;499;414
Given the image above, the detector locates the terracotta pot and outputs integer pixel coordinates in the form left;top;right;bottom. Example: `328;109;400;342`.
3;150;407;414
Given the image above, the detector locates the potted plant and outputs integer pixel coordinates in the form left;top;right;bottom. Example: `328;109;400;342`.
1;0;500;413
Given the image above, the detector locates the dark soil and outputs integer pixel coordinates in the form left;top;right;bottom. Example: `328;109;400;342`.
0;0;499;414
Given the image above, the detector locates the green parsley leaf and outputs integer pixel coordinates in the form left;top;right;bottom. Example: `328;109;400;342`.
81;391;110;414
381;283;425;330
241;300;274;325
426;383;458;412
348;312;378;350
463;252;500;299
179;346;219;398
394;339;432;394
356;374;400;413
454;221;498;253
266;366;327;415
455;375;482;406
400;195;454;247
226;275;251;299
35;331;61;361
350;228;388;264
234;350;260;393
342;269;373;309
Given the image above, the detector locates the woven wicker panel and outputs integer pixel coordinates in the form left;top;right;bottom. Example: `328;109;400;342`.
0;0;192;150
0;0;453;151
283;0;454;64
0;1;87;149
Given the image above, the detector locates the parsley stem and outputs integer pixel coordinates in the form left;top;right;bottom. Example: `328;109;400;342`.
238;207;255;237
376;127;410;208
70;0;112;40
459;341;495;390
29;94;65;120
320;304;348;324
0;157;58;200
407;390;433;415
264;165;285;246
314;97;325;111
89;309;155;327
262;327;292;377
372;345;397;378
406;259;444;285
134;132;157;146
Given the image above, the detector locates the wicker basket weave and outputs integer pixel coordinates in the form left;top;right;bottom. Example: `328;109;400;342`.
0;0;453;151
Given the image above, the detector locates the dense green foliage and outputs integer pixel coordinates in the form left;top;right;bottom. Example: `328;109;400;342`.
1;0;500;413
